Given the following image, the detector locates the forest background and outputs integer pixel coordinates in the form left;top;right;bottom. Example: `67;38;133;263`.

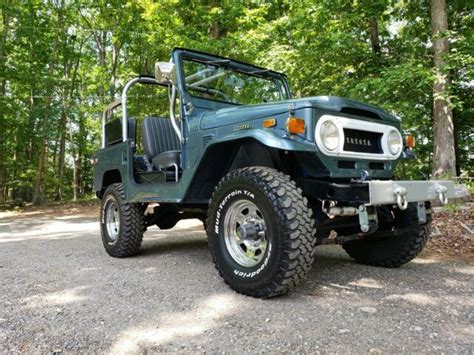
0;0;472;205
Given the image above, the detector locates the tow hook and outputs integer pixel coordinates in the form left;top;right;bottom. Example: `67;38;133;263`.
394;185;408;210
436;185;448;205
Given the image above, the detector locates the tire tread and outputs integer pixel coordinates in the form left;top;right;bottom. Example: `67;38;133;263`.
101;183;145;258
342;204;431;268
206;167;316;298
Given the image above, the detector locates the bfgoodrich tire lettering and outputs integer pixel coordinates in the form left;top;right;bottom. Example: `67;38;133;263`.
206;167;316;298
100;183;146;258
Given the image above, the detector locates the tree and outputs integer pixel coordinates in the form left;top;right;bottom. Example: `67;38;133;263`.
430;0;456;177
0;1;471;206
0;1;11;204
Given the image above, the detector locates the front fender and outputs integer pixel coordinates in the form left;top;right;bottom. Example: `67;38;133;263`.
208;128;317;152
182;128;316;204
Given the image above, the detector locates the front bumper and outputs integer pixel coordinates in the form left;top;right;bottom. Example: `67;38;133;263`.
300;179;456;207
300;178;456;234
365;180;455;207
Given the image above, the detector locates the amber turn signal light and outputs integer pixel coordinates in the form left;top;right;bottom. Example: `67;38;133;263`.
262;118;276;128
405;134;415;148
287;117;305;134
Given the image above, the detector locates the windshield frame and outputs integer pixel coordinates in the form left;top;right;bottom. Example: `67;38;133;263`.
172;48;291;111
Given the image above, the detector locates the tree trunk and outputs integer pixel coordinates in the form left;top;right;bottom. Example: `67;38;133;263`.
55;111;67;201
33;1;64;204
97;31;107;104
452;111;461;176
109;42;121;101
430;0;456;177
69;125;77;202
207;1;225;39
0;2;10;204
369;17;381;58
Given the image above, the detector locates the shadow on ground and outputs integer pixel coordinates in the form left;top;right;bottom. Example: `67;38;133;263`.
0;215;472;353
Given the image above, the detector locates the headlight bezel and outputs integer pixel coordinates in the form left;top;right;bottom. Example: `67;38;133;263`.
319;120;340;151
387;129;403;156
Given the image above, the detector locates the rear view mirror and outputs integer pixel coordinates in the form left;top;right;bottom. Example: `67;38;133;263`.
155;62;176;84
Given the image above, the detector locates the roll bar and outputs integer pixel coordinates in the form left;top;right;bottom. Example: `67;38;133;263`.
121;76;159;144
100;76;183;149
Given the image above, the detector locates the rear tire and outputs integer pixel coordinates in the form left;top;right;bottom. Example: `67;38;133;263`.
100;183;146;257
342;203;431;268
206;167;316;298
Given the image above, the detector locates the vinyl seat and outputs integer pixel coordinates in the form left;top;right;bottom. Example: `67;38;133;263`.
141;116;181;181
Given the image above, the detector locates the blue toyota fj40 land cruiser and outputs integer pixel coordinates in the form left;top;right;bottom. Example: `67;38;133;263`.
93;48;455;298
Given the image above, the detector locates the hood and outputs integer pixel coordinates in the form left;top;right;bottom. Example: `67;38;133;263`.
199;96;399;130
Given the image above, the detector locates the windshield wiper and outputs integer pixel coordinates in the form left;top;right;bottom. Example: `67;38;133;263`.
202;59;270;75
188;85;232;102
189;71;226;87
248;69;270;75
204;59;231;65
185;68;216;82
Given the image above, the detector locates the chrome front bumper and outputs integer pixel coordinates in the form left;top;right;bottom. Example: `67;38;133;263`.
357;180;456;232
300;178;458;233
365;180;456;209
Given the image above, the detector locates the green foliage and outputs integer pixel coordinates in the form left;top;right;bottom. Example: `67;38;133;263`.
0;0;472;204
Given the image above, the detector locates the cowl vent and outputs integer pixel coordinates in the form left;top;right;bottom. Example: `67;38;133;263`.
202;134;214;148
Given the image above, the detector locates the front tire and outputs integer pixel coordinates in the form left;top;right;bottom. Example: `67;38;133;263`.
100;183;146;257
206;167;316;298
342;203;431;268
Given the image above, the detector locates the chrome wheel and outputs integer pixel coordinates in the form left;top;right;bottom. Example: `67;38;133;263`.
223;199;268;267
104;197;120;242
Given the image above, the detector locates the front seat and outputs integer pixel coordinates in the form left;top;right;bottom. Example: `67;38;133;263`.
141;116;181;181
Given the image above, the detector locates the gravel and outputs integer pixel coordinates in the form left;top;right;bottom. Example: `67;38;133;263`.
0;209;473;353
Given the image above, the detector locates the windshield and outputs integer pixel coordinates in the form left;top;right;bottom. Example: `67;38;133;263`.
182;58;289;105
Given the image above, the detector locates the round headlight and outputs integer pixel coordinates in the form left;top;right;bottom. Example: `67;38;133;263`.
319;120;340;151
387;129;403;155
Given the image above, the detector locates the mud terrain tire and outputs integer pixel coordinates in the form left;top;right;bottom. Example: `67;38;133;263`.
342;203;431;268
206;167;316;298
100;183;146;257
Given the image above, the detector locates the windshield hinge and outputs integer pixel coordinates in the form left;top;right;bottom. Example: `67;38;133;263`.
185;101;194;115
288;103;296;116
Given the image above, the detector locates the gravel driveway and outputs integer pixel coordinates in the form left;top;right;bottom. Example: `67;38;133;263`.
1;209;473;353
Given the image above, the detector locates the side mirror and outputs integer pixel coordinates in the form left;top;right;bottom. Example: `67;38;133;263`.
155;61;176;84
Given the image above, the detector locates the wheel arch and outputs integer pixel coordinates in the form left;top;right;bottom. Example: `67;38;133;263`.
96;169;123;199
183;138;297;204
